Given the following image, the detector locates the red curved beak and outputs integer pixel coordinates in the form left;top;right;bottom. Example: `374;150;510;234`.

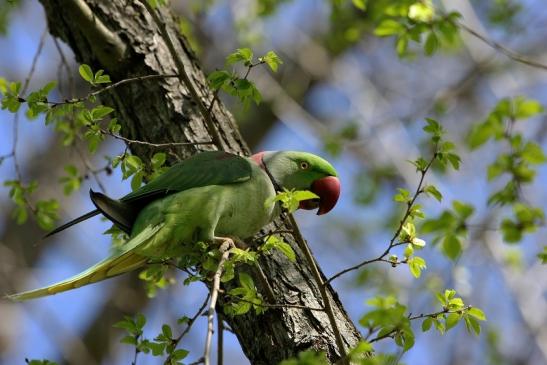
299;176;340;215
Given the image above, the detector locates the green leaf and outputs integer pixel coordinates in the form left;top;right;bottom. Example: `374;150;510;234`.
275;240;296;262
226;48;253;65
452;200;474;220
468;122;494;149
171;349;189;360
444;289;456;301
421;317;432;332
124;155;143;174
424;185;442;202
424;32;439;56
409;157;428;172
446;153;461;170
79;64;94;84
131;171;144;191
404;243;414;258
234;78;262;107
374;20;405;36
352;0;366;11
135;313;146;329
514;98;543;119
266;189;318;213
394;188;411;203
521;141;547;164
423;118;443;141
408;2;435;22
207;70;232;90
448;298;463;309
468;307;487;321
464;315;481;335
60;165;82;195
408;256;426;278
442;234;462;260
36;199;59;230
432;317;445;334
445;312;460;330
120;335;138;345
93;69;111;84
151;152;167;169
162;324;172;339
239;272;255;290
261;50;283;72
91;105;115;120
538;246;547;264
396;34;409;56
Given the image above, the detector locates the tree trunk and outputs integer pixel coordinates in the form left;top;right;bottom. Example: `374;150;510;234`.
38;1;361;363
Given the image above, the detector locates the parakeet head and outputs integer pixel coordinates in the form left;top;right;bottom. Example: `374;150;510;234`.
252;151;340;215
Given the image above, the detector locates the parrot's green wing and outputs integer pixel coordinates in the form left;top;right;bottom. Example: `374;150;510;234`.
45;151;253;237
7;223;165;301
122;150;251;202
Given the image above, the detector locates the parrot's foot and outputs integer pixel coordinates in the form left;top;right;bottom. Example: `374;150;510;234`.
213;236;248;249
213;236;235;252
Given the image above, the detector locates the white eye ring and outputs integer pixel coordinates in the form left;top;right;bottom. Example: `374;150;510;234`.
299;161;310;170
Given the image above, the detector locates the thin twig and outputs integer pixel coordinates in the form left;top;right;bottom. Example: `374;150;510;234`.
98;126;214;148
138;0;224;150
204;239;233;365
286;214;349;365
458;21;547;72
132;334;141;365
252;262;276;303
207;60;265;113
217;318;223;365
0;153;14;165
368;306;472;344
17;74;180;106
52;37;75;98
165;293;210;364
73;142;107;192
9;28;48;214
326;150;437;285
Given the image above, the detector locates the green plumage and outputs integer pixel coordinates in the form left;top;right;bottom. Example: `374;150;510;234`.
7;151;337;301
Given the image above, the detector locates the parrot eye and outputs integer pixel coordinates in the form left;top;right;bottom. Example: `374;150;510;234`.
299;161;310;170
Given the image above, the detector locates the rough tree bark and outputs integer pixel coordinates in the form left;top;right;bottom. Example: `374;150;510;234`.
38;1;361;363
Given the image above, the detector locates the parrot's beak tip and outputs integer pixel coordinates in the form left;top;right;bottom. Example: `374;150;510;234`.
311;176;340;216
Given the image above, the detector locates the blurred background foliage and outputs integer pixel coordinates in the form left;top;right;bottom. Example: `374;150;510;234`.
0;0;546;364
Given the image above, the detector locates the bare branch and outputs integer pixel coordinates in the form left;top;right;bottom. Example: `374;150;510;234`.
217;318;224;365
97;126;214;148
458;21;547;72
326;150;437;285
165;293;210;364
204;238;233;365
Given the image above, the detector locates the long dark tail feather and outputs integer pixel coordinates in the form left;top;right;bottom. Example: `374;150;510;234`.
43;209;100;238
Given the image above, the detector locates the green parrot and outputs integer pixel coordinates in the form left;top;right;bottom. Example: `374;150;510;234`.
7;150;340;301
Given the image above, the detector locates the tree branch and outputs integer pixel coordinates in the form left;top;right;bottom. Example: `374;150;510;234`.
326;150;437;285
458;21;547;72
204;239;233;365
